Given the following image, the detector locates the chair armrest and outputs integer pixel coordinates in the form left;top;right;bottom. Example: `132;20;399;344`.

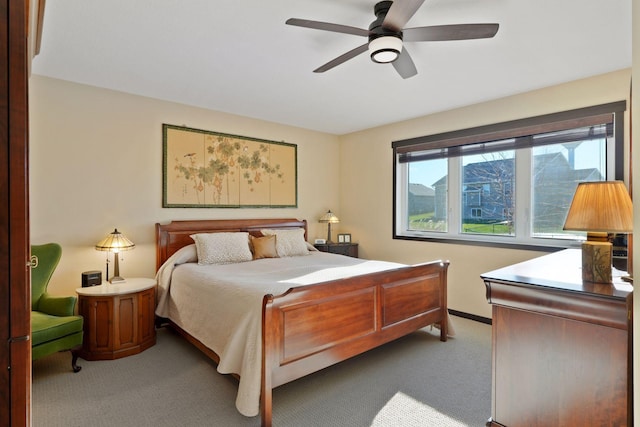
37;293;77;317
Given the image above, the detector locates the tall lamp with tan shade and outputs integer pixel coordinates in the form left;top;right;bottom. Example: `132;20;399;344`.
563;181;634;284
95;228;135;283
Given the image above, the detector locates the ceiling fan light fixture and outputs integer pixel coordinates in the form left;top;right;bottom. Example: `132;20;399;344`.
369;36;402;63
287;0;499;77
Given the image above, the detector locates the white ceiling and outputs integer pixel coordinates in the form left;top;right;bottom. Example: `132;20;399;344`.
31;0;631;135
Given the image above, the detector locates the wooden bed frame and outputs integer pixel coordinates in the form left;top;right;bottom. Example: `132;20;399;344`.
155;218;449;427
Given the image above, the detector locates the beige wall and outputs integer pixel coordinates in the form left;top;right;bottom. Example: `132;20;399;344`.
30;69;632;319
29;76;341;296
340;69;632;318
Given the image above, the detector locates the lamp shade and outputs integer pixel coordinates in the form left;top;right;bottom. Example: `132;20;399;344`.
563;181;633;233
95;228;135;253
318;210;340;224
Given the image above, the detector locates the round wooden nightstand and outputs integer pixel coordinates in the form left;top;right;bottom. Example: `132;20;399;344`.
76;278;156;360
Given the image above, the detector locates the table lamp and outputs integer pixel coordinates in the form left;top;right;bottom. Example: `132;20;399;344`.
95;228;135;283
563;181;633;283
318;210;340;243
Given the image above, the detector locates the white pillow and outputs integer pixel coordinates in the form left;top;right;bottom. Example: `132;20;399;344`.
190;232;253;265
260;228;309;257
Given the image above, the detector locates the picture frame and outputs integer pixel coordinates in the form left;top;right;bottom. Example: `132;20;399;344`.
337;233;351;243
163;124;297;208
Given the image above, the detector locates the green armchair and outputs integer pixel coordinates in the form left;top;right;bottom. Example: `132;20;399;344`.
31;243;83;372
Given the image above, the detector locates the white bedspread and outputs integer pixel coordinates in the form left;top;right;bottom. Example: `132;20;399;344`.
155;245;408;417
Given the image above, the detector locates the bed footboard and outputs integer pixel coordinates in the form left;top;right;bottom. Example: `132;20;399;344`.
260;260;449;426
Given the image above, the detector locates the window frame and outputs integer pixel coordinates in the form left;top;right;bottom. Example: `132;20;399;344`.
392;101;626;251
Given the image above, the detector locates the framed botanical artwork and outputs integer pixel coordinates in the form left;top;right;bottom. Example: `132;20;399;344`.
163;124;297;208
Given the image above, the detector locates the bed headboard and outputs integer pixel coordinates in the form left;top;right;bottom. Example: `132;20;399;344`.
155;218;308;270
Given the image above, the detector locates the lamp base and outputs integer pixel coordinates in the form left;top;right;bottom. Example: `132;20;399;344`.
581;240;612;284
109;253;126;283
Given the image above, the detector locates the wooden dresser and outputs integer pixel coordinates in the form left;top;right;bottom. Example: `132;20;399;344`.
481;249;632;426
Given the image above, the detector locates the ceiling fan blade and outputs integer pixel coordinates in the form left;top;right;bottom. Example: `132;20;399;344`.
286;18;369;37
383;0;425;32
403;23;499;42
314;43;369;73
392;48;418;79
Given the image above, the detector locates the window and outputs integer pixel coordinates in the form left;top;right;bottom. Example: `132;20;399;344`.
393;102;626;249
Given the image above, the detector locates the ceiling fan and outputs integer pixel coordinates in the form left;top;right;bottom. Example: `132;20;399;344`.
286;0;499;79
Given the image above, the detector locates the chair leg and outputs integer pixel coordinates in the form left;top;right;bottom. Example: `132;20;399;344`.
71;349;81;373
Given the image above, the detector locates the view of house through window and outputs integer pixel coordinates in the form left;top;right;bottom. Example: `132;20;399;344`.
531;137;605;238
394;102;624;248
461;150;515;236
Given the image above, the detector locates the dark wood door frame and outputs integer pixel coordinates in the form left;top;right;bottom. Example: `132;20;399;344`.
1;0;31;425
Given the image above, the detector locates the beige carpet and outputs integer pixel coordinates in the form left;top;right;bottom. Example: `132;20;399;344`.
32;316;491;426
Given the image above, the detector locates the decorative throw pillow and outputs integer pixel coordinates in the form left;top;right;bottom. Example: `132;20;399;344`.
250;235;279;260
260;228;309;257
190;232;253;265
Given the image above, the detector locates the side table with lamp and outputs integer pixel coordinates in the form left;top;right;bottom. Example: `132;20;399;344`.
77;228;157;360
315;210;359;257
